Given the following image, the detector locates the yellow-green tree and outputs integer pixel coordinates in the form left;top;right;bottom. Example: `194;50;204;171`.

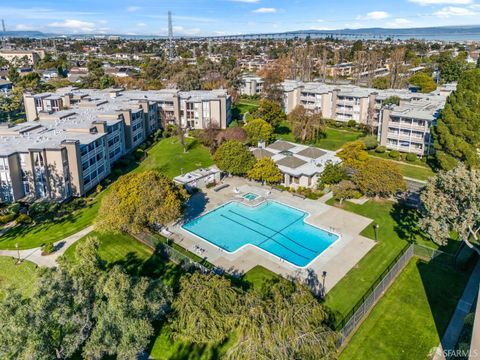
244;118;273;145
353;158;406;197
247;158;283;184
338;140;369;167
95;171;188;234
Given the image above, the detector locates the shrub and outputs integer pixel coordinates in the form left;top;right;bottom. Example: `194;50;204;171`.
7;203;21;215
375;146;387;153
347;120;357;128
134;149;145;161
29;200;59;219
362;135;378;150
0;213;16;225
405;153;417;162
389;150;400;159
16;213;32;225
41;242;55;255
206;181;217;189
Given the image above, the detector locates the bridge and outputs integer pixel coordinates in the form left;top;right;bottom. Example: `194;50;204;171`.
189;31;391;41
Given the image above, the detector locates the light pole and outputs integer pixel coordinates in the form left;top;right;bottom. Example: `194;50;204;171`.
374;224;380;242
15;242;20;264
322;271;327;298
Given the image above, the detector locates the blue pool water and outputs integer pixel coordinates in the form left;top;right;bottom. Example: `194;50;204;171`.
182;201;339;267
243;193;259;201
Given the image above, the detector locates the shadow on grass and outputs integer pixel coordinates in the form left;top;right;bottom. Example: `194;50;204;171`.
390;202;424;243
417;259;473;345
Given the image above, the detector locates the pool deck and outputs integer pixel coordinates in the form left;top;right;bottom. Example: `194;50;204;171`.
171;177;376;294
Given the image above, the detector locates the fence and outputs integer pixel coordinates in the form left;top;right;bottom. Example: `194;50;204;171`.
133;232;214;274
336;244;415;348
336;243;458;349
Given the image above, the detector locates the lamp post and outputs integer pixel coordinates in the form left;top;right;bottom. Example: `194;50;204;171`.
322;271;327;298
15;243;20;264
374;224;380;242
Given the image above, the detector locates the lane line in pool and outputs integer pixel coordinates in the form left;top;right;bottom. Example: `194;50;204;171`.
219;214;310;261
227;210;318;254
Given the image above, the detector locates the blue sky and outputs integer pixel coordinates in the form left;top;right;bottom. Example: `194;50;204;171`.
3;0;480;35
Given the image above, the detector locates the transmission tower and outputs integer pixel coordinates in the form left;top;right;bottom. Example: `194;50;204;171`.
167;11;176;61
1;20;6;49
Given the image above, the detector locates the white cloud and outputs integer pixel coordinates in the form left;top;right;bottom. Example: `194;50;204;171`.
253;7;277;13
433;6;476;16
136;22;147;27
387;18;414;27
409;0;473;5
48;19;96;32
15;24;35;31
357;11;390;20
127;6;141;12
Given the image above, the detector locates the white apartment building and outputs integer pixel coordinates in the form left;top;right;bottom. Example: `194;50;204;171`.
240;75;264;96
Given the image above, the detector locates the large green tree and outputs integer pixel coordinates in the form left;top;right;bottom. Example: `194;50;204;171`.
247;158;283;184
243;118;273;145
408;72;437;93
420;164;480;254
287;105;325;143
171;273;240;344
353;158;406;197
254;99;286;129
433;69;480;170
214;140;256;175
96;171;188;234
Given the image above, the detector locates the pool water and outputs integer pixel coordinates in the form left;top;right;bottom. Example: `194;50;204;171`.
243;193;259;201
182;201;339;267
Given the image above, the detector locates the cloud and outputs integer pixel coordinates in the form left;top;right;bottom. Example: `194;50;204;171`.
253;7;277;13
433;6;476;16
357;11;390;20
136;22;147;27
15;24;35;31
409;0;473;5
48;19;96;32
387;18;414;27
126;6;141;12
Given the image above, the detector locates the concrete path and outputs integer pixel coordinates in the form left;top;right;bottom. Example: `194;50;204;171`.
0;225;94;267
433;260;480;360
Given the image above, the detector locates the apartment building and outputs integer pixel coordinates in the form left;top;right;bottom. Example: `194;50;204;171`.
240;75;264;96
0;87;231;204
282;81;455;156
0;49;45;65
377;99;444;156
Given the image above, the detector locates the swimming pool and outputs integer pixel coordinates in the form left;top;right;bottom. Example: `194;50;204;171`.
243;193;259;201
182;200;339;267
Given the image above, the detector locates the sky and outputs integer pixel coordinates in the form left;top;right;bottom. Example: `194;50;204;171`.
3;0;480;36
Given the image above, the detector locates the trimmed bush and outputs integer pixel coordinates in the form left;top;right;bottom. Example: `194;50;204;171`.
389;150;400;159
41;242;55;255
16;213;32;225
375;146;387;153
405;153;417;162
347;120;357;128
362;135;378;150
0;213;16;225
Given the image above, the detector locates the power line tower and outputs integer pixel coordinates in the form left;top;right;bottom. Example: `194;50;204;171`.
167;11;176;61
1;19;6;49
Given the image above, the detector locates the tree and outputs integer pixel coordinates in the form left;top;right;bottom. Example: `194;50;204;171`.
247;158;283;184
338;140;369;167
95;171;188;234
332;180;360;204
216;127;248;145
244;118;273;145
372;75;389;90
254;99;286;130
383;95;400;106
214;140;256;175
438;51;469;83
171;273;240;344
353;158;406;197
258;64;285;104
319;162;348;187
83;266;171;359
198;122;221;153
389;47;406;89
227;282;337;360
287;106;325;143
433;69;480;170
419;164;480;254
409;72;436;93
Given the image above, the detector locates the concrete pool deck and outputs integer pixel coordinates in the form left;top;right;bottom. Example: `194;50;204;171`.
170;177;376;294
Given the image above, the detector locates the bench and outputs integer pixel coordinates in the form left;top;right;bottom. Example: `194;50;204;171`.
292;193;306;199
213;184;229;192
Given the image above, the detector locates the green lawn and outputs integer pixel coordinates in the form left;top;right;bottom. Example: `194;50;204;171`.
339;259;471;360
137;137;214;178
274;126;364;151
0;199;100;250
324;199;457;327
397;162;435;181
0;256;38;298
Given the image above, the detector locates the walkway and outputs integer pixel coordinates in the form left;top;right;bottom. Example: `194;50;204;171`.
0;226;94;267
433;260;480;360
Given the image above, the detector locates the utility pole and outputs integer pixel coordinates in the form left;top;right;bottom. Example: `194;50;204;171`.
1;19;6;49
167;11;175;62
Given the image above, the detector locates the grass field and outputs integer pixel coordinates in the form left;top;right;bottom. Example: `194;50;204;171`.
339;259;471;360
274;125;365;151
323;199;458;326
0;256;38;298
397;162;435;181
0;199;100;250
